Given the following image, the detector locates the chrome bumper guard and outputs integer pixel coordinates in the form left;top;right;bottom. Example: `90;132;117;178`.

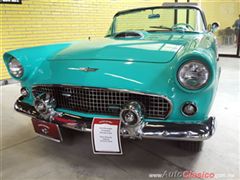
15;98;215;141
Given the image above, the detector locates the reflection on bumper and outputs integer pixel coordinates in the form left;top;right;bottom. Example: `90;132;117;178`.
15;98;216;141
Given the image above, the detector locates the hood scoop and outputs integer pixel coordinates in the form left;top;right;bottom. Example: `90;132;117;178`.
114;31;144;39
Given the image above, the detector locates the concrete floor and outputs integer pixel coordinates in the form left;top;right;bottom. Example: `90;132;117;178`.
1;58;239;180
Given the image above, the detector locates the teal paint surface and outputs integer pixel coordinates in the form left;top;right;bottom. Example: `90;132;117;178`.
3;31;220;123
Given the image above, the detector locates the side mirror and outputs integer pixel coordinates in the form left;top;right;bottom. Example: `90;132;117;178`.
210;22;220;32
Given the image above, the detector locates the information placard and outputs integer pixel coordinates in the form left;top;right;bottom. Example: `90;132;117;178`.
91;118;122;155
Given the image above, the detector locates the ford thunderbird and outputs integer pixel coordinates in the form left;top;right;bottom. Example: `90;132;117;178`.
3;3;220;152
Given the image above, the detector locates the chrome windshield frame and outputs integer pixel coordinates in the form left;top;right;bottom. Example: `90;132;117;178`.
109;5;207;36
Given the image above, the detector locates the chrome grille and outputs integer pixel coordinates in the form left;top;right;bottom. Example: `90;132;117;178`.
32;85;171;119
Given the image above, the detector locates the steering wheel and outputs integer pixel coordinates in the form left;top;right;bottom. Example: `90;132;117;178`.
171;23;195;31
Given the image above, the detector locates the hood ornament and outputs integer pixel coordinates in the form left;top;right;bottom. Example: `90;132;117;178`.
68;67;98;72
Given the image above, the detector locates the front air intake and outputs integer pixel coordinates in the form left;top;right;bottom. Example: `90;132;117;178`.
32;85;172;119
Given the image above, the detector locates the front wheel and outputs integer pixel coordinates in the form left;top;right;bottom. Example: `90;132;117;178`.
178;141;203;152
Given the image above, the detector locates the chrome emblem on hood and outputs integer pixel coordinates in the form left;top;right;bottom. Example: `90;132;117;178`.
68;67;98;72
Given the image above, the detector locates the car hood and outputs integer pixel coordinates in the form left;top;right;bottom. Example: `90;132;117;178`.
30;59;176;94
49;33;199;63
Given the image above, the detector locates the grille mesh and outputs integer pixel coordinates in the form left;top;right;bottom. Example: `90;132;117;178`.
32;85;171;119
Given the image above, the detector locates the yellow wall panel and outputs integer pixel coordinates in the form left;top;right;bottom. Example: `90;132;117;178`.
1;0;170;80
201;0;239;28
1;0;239;80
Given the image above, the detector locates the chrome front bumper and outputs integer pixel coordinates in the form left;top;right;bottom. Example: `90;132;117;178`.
15;98;216;141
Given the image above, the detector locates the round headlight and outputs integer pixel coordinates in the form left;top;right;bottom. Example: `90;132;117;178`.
178;60;209;90
8;58;23;78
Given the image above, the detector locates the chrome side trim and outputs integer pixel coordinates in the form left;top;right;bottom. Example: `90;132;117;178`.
68;67;99;72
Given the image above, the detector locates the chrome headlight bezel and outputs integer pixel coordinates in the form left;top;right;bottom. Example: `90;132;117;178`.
177;60;210;90
8;58;24;78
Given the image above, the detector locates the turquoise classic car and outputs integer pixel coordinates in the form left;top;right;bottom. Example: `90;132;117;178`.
3;3;220;152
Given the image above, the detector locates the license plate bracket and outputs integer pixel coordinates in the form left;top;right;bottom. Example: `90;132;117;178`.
32;118;63;142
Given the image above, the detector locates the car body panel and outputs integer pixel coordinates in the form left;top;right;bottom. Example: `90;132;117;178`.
4;31;220;123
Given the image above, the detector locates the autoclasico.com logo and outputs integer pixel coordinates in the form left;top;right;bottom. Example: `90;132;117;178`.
148;170;235;179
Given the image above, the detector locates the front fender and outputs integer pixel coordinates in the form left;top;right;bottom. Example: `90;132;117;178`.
3;42;74;81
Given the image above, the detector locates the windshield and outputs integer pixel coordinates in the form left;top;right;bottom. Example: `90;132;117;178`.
109;7;206;35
